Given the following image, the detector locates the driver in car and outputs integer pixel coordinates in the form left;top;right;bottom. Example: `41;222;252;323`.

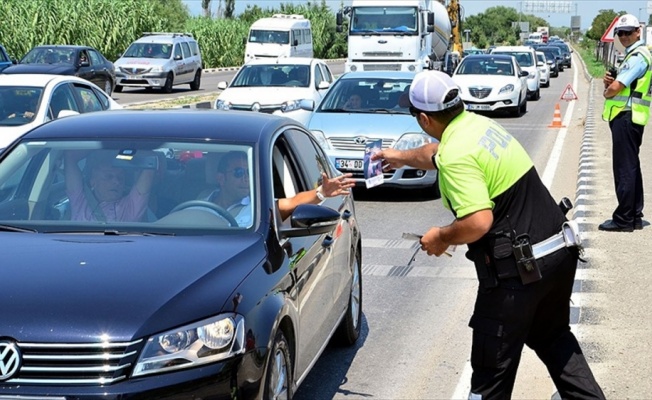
205;151;355;226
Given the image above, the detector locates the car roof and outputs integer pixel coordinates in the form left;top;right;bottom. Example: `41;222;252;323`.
462;54;514;62
243;57;322;66
492;46;534;52
20;110;299;143
30;45;92;51
338;71;417;80
0;74;86;86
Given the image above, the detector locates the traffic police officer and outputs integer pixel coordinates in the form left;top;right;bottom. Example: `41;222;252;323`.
601;13;652;232
374;71;605;399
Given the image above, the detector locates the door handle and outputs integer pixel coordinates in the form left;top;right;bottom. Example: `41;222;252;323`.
322;235;334;247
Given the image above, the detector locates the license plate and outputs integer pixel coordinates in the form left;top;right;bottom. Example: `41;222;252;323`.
336;159;363;170
129;75;140;79
467;104;491;111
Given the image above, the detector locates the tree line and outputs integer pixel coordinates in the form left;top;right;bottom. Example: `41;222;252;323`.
0;0;347;68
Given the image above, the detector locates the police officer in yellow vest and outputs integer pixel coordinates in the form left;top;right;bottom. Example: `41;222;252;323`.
373;71;605;399
601;13;652;232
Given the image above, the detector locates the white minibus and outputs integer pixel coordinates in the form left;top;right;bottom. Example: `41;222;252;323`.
244;14;313;63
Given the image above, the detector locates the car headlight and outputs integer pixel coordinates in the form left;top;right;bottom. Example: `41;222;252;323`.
150;66;163;73
394;132;431;150
216;99;231;110
133;314;245;377
310;130;331;150
499;84;515;94
281;100;301;112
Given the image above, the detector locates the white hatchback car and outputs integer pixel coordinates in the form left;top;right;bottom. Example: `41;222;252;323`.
214;57;334;125
452;54;529;117
536;51;551;88
0;74;121;150
490;45;541;100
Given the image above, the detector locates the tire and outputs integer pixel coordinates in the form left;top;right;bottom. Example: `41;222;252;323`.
162;73;173;93
264;331;292;400
520;96;527;114
190;69;201;90
104;80;113;96
334;250;362;346
534;88;540;101
114;85;123;93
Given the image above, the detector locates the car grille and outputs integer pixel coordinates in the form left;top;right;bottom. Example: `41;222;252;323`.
362;52;403;57
230;104;281;114
362;64;402;71
329;137;395;151
6;339;142;385
119;67;151;75
469;87;492;99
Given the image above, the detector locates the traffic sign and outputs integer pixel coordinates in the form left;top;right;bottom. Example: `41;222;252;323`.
601;16;620;42
560;83;578;101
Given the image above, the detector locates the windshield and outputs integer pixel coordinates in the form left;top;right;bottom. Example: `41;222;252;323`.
123;43;172;59
318;77;412;113
248;30;290;44
0;140;255;233
492;51;533;67
350;6;418;34
456;59;515;76
21;47;76;64
231;64;309;87
0;87;43;126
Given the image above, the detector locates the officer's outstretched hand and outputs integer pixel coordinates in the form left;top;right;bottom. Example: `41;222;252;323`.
370;148;406;171
420;226;450;257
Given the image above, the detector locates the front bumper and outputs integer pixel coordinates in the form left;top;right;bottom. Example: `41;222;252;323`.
0;353;263;399
115;71;168;88
327;150;437;189
461;91;521;113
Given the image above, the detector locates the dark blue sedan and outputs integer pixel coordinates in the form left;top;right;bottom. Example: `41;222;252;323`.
2;45;116;95
0;110;362;398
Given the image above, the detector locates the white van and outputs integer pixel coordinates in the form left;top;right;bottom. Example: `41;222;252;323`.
244;14;313;63
114;32;202;93
528;32;543;44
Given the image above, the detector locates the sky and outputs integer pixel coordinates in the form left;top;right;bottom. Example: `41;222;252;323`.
182;0;652;30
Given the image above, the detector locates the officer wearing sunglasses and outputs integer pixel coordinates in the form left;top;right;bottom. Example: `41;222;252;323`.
600;14;652;232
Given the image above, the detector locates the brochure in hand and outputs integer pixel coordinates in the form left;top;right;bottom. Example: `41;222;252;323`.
363;139;384;188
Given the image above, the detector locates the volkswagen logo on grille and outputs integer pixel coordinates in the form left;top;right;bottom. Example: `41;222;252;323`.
251;102;261;112
0;341;21;381
354;136;368;145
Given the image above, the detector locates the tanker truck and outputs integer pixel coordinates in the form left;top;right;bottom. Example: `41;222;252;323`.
336;0;454;73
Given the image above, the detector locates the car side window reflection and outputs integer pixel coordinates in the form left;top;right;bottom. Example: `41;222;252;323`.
285;129;331;190
48;84;79;120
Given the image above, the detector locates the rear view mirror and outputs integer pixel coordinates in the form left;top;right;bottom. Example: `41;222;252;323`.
111;152;159;170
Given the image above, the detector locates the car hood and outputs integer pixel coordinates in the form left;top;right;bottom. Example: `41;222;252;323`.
0;233;266;342
219;86;316;105
114;58;169;68
453;75;520;89
0;125;35;149
3;63;76;75
308;111;421;138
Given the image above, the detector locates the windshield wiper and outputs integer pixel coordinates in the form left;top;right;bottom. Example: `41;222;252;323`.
103;230;175;236
0;224;38;233
367;108;405;114
321;108;366;113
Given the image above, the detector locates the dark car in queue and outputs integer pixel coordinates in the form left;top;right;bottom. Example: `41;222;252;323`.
0;110;362;398
0;44;16;72
1;45;116;95
547;42;572;68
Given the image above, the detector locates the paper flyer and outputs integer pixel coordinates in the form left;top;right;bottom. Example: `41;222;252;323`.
363;139;384;188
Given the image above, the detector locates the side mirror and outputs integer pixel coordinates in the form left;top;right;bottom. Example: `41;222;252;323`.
80;60;90;67
174;54;182;61
537;61;544;67
293;39;299;46
280;204;340;238
57;110;80;119
520;71;529;77
317;81;330;90
242;37;247;45
298;99;315;111
336;12;343;26
217;81;228;90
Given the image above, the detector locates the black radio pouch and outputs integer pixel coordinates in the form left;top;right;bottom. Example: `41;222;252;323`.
492;236;518;279
512;234;542;284
470;250;498;290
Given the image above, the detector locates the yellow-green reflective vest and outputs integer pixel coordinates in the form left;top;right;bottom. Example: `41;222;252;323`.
602;45;652;125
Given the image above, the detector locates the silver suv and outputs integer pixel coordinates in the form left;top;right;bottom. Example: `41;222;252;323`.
114;32;202;93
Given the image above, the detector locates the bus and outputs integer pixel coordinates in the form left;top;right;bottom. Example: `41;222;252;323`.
244;14;313;63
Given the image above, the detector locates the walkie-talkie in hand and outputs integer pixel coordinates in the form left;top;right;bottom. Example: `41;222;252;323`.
608;66;618;79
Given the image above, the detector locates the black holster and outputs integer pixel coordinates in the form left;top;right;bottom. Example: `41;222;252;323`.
468;249;498;290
